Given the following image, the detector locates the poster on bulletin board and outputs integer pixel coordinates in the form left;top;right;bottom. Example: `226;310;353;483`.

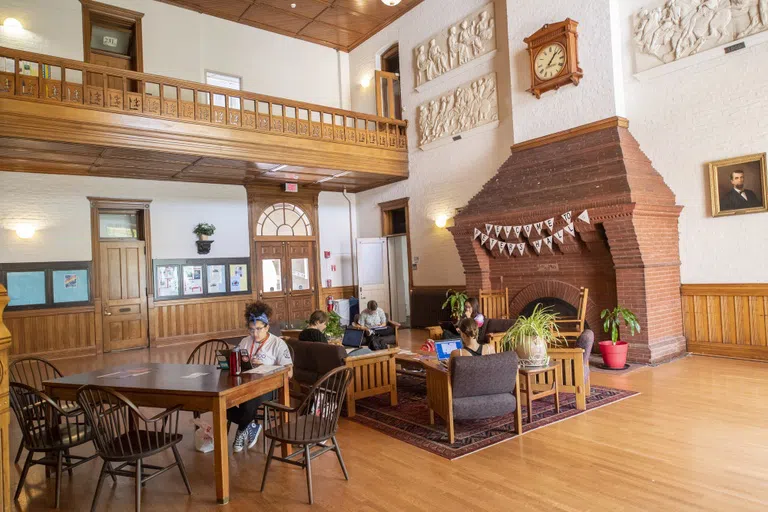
7;271;46;307
229;264;248;292
156;265;179;297
53;269;89;303
207;264;225;294
183;265;204;295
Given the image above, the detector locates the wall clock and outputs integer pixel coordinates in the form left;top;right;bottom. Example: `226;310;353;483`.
524;18;583;99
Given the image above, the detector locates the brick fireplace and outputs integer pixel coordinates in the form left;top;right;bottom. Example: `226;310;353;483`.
450;117;686;364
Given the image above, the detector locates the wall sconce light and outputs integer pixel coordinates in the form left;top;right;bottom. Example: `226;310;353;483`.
15;224;35;239
360;75;372;88
435;215;449;228
2;18;23;34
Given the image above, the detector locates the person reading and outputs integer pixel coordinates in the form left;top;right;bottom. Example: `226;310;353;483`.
299;310;329;343
228;301;293;453
353;300;396;349
463;297;485;328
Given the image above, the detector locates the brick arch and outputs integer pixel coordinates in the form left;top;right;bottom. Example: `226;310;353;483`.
509;280;600;334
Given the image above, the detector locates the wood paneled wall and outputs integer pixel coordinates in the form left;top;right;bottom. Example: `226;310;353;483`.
150;296;252;347
321;286;356;300
411;286;460;328
0;286;12;509
5;306;97;360
682;284;768;360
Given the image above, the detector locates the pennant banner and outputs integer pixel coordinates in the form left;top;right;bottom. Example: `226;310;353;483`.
516;243;526;256
503;226;512;239
489;238;497;250
514;225;522;238
534;221;543;235
498;241;506;254
578;210;590;224
481;234;489;245
562;211;572;223
544;217;555;232
473;228;482;240
554;229;564;244
532;239;542;254
507;244;515;256
564;222;575;237
494;225;502;237
523;224;532;237
485;223;493;234
543;236;553;250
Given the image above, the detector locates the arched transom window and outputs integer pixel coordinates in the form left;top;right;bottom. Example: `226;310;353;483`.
257;203;313;236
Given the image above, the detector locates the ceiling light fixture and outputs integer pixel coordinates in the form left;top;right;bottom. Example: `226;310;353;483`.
291;3;296;8
381;0;402;6
15;224;36;239
316;171;351;184
2;17;23;33
264;164;288;174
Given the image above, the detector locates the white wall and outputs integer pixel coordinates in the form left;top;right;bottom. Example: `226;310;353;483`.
350;0;514;286
0;172;249;263
317;192;357;288
0;0;349;109
618;0;768;284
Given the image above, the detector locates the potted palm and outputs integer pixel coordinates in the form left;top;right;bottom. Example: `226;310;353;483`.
193;223;216;241
442;289;468;321
501;304;563;367
599;306;640;369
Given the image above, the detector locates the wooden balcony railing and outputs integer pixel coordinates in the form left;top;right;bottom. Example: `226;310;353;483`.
0;46;408;152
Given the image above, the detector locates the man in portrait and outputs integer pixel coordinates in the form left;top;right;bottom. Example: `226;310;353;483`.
720;169;762;211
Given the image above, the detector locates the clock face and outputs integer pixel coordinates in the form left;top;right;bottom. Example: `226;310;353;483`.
534;43;566;81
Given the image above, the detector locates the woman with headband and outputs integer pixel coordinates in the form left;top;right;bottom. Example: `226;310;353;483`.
227;301;293;453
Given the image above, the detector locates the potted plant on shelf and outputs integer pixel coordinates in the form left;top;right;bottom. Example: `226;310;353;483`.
501;304;563;367
193;223;216;241
442;289;468;322
599;306;641;369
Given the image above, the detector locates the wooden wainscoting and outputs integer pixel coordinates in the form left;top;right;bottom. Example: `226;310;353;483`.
682;284;768;360
150;295;252;347
5;306;98;360
411;286;462;328
321;286;356;300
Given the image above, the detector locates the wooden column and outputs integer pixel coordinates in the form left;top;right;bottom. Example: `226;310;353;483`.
0;285;11;511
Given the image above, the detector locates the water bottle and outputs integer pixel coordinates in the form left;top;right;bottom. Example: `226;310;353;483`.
229;350;241;376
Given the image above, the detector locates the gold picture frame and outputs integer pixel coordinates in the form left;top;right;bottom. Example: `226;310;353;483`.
708;153;768;217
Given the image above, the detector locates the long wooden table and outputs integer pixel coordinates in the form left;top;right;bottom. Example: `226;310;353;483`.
43;362;290;505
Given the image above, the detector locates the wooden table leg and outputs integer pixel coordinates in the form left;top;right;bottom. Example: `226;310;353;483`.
526;374;533;423
553;366;560;414
280;373;292;457
212;397;229;505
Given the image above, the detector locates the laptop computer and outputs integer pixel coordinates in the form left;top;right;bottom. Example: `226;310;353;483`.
341;329;366;354
435;340;462;362
216;348;255;371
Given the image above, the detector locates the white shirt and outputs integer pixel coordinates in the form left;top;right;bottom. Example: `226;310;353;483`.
359;308;387;328
734;187;748;201
236;333;292;366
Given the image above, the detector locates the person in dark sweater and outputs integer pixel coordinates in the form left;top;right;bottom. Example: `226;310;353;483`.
299;310;329;343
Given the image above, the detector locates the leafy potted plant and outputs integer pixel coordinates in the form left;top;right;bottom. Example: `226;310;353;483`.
442;289;468;321
193;223;216;241
501;304;563;367
599;306;641;369
325;310;344;339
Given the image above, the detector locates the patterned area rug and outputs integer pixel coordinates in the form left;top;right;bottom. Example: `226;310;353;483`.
348;375;638;460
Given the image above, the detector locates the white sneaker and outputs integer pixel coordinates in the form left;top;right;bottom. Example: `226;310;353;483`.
246;421;262;450
233;428;247;453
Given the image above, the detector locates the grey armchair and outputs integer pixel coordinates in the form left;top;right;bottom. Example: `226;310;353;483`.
426;351;522;443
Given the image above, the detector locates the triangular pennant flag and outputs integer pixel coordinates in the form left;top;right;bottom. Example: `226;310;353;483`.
508;244;515;256
534;221;543;235
473;228;482;240
564;222;576;237
543;236;553;250
523;224;532;237
485;223;493;234
554;229;564;244
489;238;497;250
544;217;555;231
577;210;590;224
562;211;572;223
494;225;502;237
498;241;506;253
513;226;522;238
532;239;542;254
516;243;526;256
481;234;489;245
503;226;512;239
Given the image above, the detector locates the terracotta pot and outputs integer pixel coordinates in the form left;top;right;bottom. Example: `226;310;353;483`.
515;335;549;367
599;341;628;369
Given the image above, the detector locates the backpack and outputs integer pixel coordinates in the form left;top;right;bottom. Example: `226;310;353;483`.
369;333;389;351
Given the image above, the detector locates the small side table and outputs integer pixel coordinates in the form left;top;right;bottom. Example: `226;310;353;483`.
518;362;560;423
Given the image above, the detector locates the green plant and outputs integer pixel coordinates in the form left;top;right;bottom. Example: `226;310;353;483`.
501;304;563;352
193;223;216;236
442;289;468;320
601;306;640;345
325;310;344;338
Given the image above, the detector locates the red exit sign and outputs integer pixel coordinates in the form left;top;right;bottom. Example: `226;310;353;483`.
283;183;298;193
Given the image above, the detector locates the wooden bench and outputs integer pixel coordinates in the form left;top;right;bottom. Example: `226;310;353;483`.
479;288;509;319
344;348;399;417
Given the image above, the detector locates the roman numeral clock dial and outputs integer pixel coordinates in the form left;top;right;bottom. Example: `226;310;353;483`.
524;19;584;99
534;43;566;80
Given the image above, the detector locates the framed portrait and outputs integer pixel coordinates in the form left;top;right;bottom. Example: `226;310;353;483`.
709;153;768;217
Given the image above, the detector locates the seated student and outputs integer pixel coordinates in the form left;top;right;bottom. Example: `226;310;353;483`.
353;300;395;349
463;297;485;328
450;317;495;359
299;310;329;343
228;301;293;453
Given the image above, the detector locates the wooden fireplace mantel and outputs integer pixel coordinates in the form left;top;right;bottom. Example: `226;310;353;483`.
510;117;630;153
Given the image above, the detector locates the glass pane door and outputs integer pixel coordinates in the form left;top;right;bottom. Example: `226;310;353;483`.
261;259;282;292
291;258;310;291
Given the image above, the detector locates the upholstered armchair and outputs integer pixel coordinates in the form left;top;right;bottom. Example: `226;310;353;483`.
351;313;400;347
426;351;522;443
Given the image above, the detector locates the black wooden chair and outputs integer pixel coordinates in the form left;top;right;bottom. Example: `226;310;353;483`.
187;339;230;427
76;385;191;512
10;382;98;509
260;366;353;504
9;357;79;465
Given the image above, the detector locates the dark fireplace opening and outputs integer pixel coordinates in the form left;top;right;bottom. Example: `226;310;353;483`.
519;297;587;329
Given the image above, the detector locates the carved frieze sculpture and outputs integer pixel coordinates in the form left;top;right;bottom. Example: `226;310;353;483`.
634;0;768;68
413;3;496;88
417;72;498;147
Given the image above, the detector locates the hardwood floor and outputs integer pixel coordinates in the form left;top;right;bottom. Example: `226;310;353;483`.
11;330;768;511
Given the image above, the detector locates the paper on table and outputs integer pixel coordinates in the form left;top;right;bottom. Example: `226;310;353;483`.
97;371;123;379
397;349;415;355
181;372;210;379
243;365;281;375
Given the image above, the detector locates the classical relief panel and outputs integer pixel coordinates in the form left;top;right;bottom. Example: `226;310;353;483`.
417;72;498;147
413;3;496;88
634;0;768;70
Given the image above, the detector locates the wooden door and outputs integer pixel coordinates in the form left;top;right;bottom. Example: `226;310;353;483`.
257;242;289;323
88;52;131;90
285;242;316;322
100;241;148;351
357;238;390;314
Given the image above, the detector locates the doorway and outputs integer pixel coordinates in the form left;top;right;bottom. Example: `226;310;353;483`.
89;198;152;352
379;198;413;327
376;43;402;120
256;241;317;325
